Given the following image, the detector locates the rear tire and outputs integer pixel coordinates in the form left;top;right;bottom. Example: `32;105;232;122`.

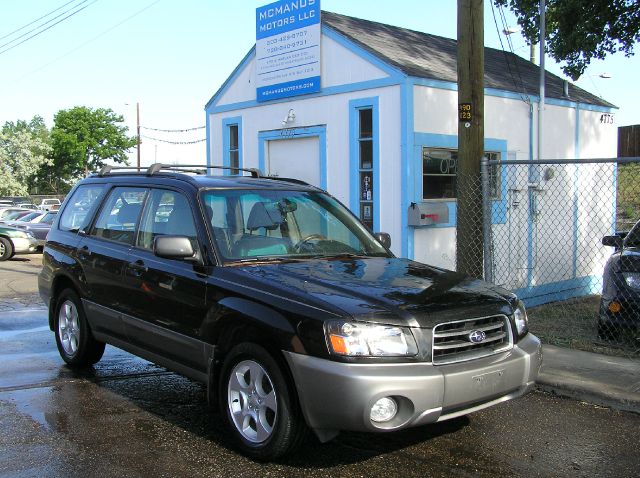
219;343;307;460
54;289;105;367
0;237;14;261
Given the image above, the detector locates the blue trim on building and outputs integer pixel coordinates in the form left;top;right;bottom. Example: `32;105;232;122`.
205;46;256;110
515;275;602;308
258;126;328;190
410;80;617;113
205;112;211;169
401;79;414;259
208;77;402;114
222;116;243;175
526;106;535;288
349;97;380;232
411;133;508;228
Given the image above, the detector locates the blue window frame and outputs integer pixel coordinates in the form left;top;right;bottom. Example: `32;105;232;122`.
349;97;379;231
413;133;508;227
222;117;242;174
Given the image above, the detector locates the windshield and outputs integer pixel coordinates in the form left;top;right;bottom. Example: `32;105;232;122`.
624;220;640;248
18;212;40;222
201;189;389;262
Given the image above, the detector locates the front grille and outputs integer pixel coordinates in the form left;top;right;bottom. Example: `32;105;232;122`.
432;314;513;365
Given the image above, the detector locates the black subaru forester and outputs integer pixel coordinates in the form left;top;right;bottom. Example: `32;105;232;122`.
39;164;541;460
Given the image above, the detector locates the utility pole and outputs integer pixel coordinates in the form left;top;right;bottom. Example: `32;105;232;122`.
136;102;141;169
456;0;485;278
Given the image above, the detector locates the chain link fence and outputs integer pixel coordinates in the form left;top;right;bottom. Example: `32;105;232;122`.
456;158;640;359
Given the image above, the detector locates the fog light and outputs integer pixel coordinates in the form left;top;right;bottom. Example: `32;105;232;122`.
608;301;621;313
370;397;397;423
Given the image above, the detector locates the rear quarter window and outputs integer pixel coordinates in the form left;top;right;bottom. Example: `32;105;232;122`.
59;184;106;232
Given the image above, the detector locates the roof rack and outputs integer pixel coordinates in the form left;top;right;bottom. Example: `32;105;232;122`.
97;163;262;178
266;176;315;187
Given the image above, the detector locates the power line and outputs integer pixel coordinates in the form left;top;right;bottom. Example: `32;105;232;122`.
12;0;161;81
0;0;90;51
141;125;205;133
141;135;206;145
490;2;530;105
0;0;80;41
0;0;98;57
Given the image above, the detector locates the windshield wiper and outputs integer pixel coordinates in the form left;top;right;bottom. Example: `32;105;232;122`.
233;256;306;264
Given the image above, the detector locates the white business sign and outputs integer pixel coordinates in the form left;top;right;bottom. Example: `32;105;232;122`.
255;0;321;102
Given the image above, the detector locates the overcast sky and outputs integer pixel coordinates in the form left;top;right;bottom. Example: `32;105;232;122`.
1;0;637;166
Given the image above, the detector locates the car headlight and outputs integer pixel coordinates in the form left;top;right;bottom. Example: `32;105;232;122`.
325;320;418;357
623;272;640;290
513;300;529;337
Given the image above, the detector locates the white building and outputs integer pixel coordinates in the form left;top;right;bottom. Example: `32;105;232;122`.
205;11;618;303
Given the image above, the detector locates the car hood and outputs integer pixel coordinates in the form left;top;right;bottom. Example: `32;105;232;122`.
225;257;516;328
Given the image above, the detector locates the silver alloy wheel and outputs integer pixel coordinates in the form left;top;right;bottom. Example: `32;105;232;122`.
227;359;278;444
0;241;4;257
58;300;80;356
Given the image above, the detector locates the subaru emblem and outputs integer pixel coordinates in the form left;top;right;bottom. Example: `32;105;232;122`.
469;330;486;343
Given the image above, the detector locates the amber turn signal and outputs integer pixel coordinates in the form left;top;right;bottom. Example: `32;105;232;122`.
608;301;621;313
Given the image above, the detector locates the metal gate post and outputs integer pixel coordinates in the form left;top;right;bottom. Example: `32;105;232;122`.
481;156;494;283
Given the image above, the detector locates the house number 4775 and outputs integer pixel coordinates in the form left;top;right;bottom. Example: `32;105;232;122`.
600;114;614;124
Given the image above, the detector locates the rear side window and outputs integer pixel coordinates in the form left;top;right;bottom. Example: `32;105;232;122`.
91;187;147;245
59;185;106;232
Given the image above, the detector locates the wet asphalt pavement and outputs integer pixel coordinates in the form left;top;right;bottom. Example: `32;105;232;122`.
1;308;640;477
0;255;640;478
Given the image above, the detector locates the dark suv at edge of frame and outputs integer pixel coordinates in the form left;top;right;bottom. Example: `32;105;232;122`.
39;164;542;460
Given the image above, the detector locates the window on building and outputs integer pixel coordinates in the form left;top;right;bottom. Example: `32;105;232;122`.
228;124;239;170
422;148;501;200
358;108;374;229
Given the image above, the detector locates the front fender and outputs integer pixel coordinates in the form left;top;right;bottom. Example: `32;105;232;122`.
201;297;304;355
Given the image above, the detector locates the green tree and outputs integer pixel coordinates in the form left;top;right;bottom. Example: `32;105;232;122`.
51;106;136;180
494;0;640;79
0;116;52;196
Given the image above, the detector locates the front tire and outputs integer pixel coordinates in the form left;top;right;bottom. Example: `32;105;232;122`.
0;237;14;261
219;343;307;460
54;289;105;367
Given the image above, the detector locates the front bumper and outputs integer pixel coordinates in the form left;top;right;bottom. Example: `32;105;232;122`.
284;333;542;439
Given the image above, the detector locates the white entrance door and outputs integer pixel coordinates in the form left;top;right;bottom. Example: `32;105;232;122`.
266;136;320;187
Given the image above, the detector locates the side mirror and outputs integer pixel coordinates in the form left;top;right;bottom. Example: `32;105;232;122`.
602;235;623;249
154;235;196;260
374;232;391;249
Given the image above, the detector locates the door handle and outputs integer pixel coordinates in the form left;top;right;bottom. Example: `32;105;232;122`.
78;245;91;259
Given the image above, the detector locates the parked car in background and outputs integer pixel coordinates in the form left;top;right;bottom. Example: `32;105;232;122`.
0;224;39;261
0;207;35;220
38;198;61;212
0;210;32;224
16;203;38;210
17;212;57;248
0;200;15;207
2;211;46;227
599;219;640;340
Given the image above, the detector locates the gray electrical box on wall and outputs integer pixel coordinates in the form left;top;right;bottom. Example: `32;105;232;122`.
407;202;450;226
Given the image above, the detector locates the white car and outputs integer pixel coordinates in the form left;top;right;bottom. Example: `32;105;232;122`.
38;198;61;212
0;207;34;220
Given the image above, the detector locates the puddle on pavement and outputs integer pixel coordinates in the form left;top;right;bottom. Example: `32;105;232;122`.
3;387;58;433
